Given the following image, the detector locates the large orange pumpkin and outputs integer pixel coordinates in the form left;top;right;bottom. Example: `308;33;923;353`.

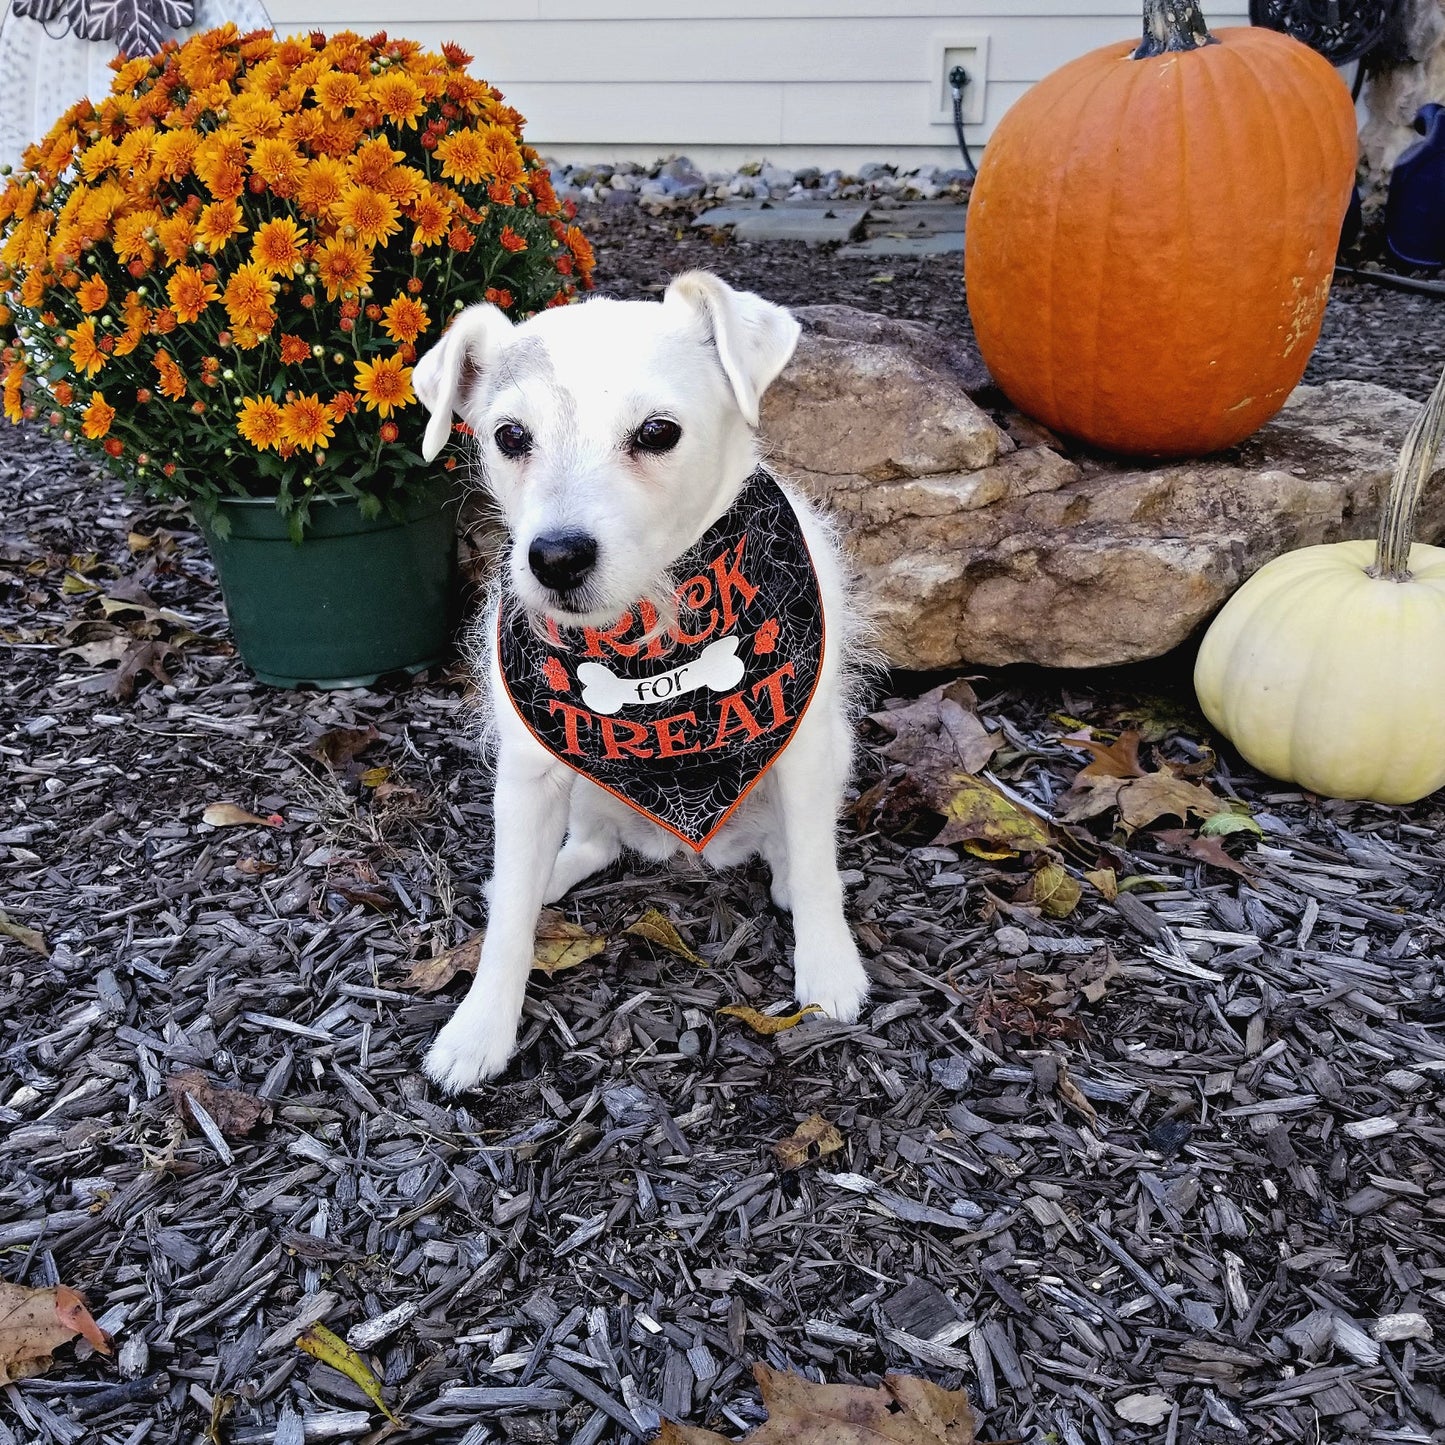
964;0;1358;457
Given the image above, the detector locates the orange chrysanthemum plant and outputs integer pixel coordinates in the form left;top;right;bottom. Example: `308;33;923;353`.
0;25;595;539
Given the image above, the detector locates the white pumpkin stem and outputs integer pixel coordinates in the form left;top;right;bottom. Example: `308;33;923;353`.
1373;364;1445;583
1134;0;1218;57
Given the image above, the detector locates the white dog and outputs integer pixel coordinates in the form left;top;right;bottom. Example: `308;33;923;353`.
412;271;868;1093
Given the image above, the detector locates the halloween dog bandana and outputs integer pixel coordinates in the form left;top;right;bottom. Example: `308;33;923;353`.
498;468;825;850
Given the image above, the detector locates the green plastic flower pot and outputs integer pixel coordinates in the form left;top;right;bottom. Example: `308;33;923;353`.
200;478;461;689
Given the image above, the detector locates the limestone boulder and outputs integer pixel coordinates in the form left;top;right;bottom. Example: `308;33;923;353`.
762;307;1445;669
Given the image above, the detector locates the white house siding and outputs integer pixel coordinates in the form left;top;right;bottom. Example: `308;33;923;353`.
265;0;1252;170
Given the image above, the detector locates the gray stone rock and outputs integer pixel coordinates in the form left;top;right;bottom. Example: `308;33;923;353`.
760;310;1445;670
762;306;1004;486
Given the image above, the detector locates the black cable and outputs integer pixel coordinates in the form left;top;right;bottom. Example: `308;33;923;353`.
949;65;978;179
1335;264;1445;298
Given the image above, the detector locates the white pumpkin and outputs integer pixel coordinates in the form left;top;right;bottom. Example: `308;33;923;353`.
1194;365;1445;806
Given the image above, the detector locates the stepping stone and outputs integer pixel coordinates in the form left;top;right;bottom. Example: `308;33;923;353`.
837;230;965;257
693;200;869;244
866;200;972;236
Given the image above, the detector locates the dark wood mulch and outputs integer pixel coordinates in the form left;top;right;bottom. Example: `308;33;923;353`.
1;222;1443;1445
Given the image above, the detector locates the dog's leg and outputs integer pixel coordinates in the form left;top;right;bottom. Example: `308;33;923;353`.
425;754;573;1092
773;716;868;1022
541;784;623;905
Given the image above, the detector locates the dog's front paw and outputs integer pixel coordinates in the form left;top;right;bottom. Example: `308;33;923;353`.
424;1011;517;1094
794;933;869;1024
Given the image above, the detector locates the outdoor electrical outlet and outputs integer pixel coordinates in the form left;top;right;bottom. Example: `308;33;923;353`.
929;36;989;128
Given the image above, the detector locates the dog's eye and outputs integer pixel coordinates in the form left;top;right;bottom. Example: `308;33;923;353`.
632;417;682;454
494;422;532;458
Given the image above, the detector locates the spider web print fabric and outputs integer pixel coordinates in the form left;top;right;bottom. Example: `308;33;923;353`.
498;468;824;851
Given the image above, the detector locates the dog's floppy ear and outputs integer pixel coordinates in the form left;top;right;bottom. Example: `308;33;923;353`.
414;303;514;462
664;271;801;427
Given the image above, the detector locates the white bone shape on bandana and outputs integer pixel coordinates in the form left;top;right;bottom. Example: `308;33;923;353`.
576;635;746;715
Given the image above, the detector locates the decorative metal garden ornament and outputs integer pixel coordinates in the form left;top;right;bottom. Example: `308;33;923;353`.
1248;0;1402;67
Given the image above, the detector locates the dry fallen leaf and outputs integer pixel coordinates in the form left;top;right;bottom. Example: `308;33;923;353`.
1115;772;1224;831
1198;810;1264;839
624;909;704;966
202;803;283;828
1155;828;1257;878
1026;861;1081;920
109;637;178;702
0;1281;111;1385
404;933;482;993
719;1004;821;1035
0;908;49;958
931;774;1052;854
1114;1393;1172;1425
532;912;606;975
403;912;605;991
296;1323;400;1424
167;1069;272;1139
660;1362;976;1444
1055;1061;1098;1125
233;857;278;877
772;1113;844;1171
1062;728;1146;780
306;725;381;769
1084;867;1119;901
870;680;999;779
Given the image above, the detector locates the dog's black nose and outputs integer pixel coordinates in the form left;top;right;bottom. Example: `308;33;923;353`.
528;531;597;593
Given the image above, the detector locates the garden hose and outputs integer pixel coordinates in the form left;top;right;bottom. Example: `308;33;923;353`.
949;65;978;179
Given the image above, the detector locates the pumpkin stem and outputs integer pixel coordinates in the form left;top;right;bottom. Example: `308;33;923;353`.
1373;363;1445;582
1133;0;1218;58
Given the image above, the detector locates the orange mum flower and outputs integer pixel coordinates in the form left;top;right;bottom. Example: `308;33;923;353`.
76;274;109;313
251;217;306;275
315;236;372;300
280;392;335;449
329;389;359;419
279;333;310;364
566;224;595;274
498;226;527;253
315;70;365;116
52;380;74;407
167;265;219;324
153;129;200;181
353;355;415;417
68;319;106;377
250;137;305;196
333;185;400;248
223;262;278;334
228;91;284;142
484;286;513;309
351;136;403;187
236;395;284;450
380;293;428;344
157;213;198;264
3;363;25;424
409;186;451;247
297;155;349;214
368;72;425;129
197;198;246;251
435;130;487;186
81;390;116;440
153;350;187;401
